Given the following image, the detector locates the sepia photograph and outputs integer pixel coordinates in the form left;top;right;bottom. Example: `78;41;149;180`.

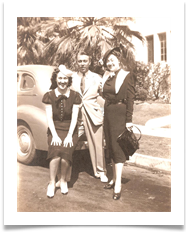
4;0;185;227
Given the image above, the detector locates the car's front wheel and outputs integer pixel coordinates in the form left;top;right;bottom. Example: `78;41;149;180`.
17;123;36;164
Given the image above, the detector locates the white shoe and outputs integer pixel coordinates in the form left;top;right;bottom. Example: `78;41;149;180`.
100;173;108;183
60;182;68;195
47;184;55;198
94;173;100;179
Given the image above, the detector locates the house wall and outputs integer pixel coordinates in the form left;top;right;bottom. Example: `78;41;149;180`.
129;17;171;65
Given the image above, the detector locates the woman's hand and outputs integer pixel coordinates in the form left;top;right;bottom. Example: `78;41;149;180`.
126;122;133;131
51;134;62;146
63;134;73;148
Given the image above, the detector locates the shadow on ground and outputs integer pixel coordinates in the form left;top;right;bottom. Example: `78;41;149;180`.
30;149;123;188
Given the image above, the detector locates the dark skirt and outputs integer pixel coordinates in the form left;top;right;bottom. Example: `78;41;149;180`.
47;125;79;164
104;102;128;163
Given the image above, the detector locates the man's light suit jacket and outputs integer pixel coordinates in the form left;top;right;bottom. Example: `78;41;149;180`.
70;70;103;126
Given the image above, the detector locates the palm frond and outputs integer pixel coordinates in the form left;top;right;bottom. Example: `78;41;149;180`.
43;36;60;50
98;40;112;56
79;26;89;39
116;32;135;48
130;30;146;43
94;17;107;24
33;39;45;56
114;25;133;37
88;25;99;37
17;17;144;69
114;24;145;43
98;17;115;26
76;17;87;22
101;28;116;39
56;37;74;54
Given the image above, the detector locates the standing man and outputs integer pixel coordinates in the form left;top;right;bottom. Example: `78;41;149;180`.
59;51;108;182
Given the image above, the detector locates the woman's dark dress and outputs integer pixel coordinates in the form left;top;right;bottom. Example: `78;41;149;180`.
103;70;135;163
42;89;81;163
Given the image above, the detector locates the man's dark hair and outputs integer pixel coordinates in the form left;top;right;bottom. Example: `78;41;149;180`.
76;50;91;60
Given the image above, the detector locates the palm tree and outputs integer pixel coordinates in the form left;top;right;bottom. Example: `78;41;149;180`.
17;17;145;73
17;17;50;65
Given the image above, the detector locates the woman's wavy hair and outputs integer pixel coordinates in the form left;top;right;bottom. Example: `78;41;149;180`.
50;67;72;90
103;48;122;70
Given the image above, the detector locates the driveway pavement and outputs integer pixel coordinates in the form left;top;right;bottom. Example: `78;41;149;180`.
17;154;171;213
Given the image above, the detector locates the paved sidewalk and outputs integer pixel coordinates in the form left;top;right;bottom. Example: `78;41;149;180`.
133;124;171;138
127;153;171;172
129;124;171;172
145;115;171;129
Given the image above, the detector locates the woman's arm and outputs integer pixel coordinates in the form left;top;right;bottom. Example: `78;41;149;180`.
126;73;135;129
45;105;62;146
68;104;80;136
63;104;80;147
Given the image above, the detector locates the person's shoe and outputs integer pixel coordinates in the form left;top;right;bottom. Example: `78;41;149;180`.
47;184;55;198
113;185;122;200
100;173;108;182
94;173;100;179
62;192;68;195
113;191;121;200
60;182;68;195
104;182;115;189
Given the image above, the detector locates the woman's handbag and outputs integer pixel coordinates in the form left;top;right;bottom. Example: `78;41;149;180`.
117;125;142;158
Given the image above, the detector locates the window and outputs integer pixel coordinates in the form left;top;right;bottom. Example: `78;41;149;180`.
17;73;20;82
20;74;35;90
158;32;167;61
17;73;20;91
146;35;154;63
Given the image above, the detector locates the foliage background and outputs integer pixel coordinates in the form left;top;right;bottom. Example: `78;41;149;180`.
17;17;171;103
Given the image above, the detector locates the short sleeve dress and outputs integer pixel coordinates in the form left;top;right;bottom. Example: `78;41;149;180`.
42;89;81;163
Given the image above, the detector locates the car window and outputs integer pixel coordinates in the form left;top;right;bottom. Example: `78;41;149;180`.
20;74;35;90
17;73;20;82
17;73;20;90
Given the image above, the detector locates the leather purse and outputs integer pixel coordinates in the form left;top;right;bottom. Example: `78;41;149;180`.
117;125;141;158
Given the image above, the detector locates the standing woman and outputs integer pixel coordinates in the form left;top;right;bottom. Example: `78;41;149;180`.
42;68;81;198
101;47;135;200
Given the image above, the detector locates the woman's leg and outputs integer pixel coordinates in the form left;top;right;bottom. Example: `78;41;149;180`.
47;156;61;197
60;158;70;194
114;162;124;193
49;156;61;185
55;162;72;187
108;159;116;184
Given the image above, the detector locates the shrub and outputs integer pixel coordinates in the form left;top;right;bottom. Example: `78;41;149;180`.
133;61;150;101
135;87;148;101
148;62;171;103
134;61;171;103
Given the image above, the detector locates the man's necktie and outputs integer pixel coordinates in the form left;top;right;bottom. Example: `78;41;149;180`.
80;74;85;94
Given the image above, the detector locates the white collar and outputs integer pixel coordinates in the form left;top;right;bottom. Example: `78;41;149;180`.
55;88;70;98
102;69;130;94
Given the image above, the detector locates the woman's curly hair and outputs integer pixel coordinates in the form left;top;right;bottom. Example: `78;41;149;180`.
50;67;72;90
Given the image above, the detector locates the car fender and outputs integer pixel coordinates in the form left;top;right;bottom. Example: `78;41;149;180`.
17;105;48;151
